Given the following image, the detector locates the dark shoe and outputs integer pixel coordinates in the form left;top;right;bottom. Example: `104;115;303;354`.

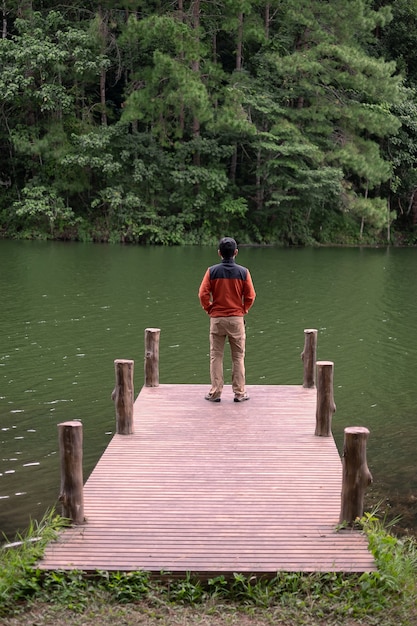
234;394;250;402
205;394;221;403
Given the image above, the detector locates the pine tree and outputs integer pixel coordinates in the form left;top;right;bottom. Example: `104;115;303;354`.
238;0;402;241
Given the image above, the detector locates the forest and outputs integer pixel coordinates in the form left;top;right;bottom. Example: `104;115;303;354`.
1;0;417;245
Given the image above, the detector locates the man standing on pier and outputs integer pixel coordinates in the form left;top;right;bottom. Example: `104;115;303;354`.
198;237;256;403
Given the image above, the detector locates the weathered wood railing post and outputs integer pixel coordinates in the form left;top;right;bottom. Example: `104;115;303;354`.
58;420;84;524
315;360;336;436
112;359;134;435
145;327;160;387
340;427;373;524
301;328;318;388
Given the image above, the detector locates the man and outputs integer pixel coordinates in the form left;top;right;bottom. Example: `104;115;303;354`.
198;237;256;403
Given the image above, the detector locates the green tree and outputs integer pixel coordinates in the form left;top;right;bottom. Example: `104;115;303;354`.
372;0;417;239
0;9;111;231
0;0;410;244
237;0;402;242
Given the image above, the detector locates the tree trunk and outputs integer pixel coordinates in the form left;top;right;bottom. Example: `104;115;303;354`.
178;0;185;133
2;0;7;38
408;187;417;224
98;5;108;126
359;216;364;239
17;1;33;18
255;146;264;212
191;0;201;165
236;12;243;71
264;3;270;40
229;8;246;184
100;68;107;126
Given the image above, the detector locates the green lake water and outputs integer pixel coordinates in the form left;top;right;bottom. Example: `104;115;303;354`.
1;240;417;537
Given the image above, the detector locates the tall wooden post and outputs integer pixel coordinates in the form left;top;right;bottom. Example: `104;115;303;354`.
112;359;134;435
301;328;317;388
58;421;84;525
315;360;336;436
340;427;373;524
145;327;160;387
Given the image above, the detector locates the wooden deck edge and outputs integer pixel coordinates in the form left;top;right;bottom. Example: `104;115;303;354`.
37;384;376;574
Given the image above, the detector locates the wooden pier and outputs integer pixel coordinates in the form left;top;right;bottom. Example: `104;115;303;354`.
38;383;375;575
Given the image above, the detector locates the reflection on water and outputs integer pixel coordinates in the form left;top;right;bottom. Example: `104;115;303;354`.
1;241;417;538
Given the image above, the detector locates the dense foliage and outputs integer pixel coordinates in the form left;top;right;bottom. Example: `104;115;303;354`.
1;0;417;245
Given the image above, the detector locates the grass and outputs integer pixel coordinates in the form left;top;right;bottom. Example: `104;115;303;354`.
1;508;417;626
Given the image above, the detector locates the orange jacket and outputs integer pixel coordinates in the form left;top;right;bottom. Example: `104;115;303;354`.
198;258;256;317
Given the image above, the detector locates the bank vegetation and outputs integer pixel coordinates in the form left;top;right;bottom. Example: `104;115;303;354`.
1;508;417;625
2;1;417;247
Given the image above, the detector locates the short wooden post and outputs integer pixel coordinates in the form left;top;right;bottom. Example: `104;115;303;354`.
58;421;84;524
112;359;134;434
340;427;373;524
315;360;336;436
145;327;160;387
301;328;318;388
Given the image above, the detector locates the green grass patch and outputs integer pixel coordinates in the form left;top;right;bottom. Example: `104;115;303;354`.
1;508;417;625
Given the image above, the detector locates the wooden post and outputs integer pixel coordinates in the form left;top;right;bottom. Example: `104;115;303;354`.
315;360;336;436
58;421;84;525
301;328;317;388
112;359;134;435
340;427;373;524
145;327;160;387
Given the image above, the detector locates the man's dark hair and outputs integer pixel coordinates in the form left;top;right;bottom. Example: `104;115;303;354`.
219;237;237;259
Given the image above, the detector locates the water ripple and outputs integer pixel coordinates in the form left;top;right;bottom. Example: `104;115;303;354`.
1;242;417;539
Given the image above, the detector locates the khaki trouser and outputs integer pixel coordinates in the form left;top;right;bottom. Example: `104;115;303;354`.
209;316;246;398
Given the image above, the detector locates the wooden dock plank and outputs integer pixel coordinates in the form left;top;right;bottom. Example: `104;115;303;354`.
38;384;375;574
